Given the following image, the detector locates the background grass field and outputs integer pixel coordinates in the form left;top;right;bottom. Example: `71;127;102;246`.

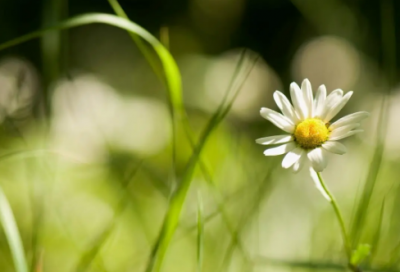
0;0;398;271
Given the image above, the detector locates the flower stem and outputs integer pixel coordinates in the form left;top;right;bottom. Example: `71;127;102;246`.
316;172;352;260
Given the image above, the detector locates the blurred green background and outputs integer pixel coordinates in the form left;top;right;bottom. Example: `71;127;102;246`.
0;0;398;271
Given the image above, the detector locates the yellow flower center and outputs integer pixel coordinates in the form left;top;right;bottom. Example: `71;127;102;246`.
294;118;329;149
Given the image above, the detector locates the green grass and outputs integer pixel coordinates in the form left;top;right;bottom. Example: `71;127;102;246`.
0;2;397;272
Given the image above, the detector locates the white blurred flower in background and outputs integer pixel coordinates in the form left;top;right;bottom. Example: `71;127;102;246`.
0;57;39;121
51;74;170;163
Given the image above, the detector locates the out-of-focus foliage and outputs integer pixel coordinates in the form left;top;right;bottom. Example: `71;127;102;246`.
0;0;398;272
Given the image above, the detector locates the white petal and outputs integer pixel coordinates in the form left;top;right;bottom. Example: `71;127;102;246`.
330;111;370;130
327;88;344;97
322;141;347;155
307;148;328;172
323;91;353;122
301;79;314;118
273;91;299;123
319;89;343;121
329;129;363;141
314;85;327;117
263;142;296;156
282;147;304;169
290;82;308;120
256;135;293;145
260;108;295;133
309;167;332;201
293;153;307;172
329;123;360;139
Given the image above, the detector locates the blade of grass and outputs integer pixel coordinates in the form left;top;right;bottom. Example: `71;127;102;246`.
144;52;259;272
369;199;385;264
214;55;260;124
176;182;256;241
157;23;177;196
193;53;261;269
0;185;28;272
41;0;68;118
196;192;204;272
107;0;178;196
219;167;276;271
183;50;253;263
350;0;395;245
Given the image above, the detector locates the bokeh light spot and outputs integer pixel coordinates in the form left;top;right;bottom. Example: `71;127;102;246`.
292;36;360;90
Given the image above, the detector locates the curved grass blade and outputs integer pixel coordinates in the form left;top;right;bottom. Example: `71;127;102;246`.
106;0;178;194
0;13;183;118
0;185;28;272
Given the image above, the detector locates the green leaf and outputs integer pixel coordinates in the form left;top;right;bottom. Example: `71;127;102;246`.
351;244;371;266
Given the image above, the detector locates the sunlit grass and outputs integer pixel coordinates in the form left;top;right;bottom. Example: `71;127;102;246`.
0;1;398;272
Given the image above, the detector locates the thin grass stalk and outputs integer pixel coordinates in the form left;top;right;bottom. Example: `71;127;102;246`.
219;168;275;271
144;51;259;272
350;0;396;245
106;0;179;188
0;185;29;272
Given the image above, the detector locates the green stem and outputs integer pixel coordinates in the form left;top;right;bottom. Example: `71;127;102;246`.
316;172;352;260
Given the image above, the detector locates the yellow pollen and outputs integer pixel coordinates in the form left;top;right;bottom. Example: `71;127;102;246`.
294;118;329;149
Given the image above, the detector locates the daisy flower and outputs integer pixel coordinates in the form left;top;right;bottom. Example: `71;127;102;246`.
256;79;369;172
